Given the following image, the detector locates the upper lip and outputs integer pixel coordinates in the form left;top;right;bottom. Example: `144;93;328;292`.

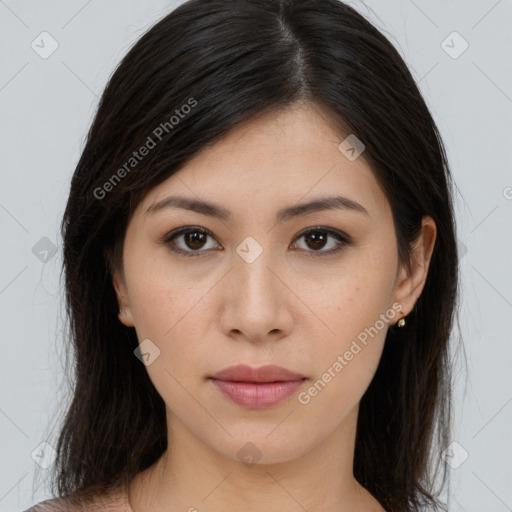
210;364;306;383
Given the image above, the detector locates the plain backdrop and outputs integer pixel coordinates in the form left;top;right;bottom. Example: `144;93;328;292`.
1;1;511;511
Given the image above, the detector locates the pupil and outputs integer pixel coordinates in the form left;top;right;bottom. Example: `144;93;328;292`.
306;232;326;250
186;231;206;249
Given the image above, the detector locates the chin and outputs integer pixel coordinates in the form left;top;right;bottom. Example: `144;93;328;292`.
205;426;317;466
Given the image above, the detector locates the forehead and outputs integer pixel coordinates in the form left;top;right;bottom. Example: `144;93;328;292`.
137;103;390;221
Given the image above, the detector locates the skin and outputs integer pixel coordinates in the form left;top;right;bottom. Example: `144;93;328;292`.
113;101;436;512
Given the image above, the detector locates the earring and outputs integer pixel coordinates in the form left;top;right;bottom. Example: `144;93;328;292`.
397;315;406;327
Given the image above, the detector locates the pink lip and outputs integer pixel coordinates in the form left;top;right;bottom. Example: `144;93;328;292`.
211;379;305;409
211;364;305;383
209;364;307;409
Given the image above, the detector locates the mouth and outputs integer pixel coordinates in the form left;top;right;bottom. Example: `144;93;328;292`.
209;379;307;409
208;364;307;409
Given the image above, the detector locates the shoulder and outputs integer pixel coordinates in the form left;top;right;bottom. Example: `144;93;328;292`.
22;486;132;512
21;496;77;512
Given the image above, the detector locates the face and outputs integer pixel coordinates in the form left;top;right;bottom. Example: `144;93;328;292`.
113;102;431;465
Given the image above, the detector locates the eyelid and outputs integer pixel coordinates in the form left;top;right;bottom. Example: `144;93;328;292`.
162;225;352;258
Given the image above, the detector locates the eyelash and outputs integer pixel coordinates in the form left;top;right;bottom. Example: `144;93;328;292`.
162;225;352;259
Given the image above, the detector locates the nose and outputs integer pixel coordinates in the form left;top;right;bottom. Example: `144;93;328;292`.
218;247;294;344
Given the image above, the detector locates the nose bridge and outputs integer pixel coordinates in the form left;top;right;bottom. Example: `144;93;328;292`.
233;236;281;308
221;235;291;340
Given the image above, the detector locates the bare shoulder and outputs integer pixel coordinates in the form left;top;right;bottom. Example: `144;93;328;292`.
21;496;77;512
22;486;131;512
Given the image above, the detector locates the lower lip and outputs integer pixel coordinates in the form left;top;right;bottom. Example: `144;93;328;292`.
210;378;306;409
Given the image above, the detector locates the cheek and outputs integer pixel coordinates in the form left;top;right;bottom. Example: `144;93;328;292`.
126;271;211;406
299;284;391;421
124;259;218;381
303;251;395;385
130;285;212;365
303;254;395;340
124;246;208;335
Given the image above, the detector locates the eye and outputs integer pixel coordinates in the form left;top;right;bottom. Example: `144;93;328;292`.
162;225;352;258
291;226;351;257
163;226;221;258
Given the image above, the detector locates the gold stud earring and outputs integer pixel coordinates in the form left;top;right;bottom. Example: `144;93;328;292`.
398;315;406;327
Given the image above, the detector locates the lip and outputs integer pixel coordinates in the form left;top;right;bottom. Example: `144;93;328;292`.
209;364;307;409
211;364;306;383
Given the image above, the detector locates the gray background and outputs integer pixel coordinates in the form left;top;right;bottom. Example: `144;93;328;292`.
1;1;511;511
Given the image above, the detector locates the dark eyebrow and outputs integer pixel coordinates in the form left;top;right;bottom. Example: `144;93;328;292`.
145;195;369;221
276;195;369;221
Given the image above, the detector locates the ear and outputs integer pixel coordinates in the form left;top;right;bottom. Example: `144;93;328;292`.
391;215;437;324
112;269;135;327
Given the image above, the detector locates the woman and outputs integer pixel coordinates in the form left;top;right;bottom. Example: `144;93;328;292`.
25;0;459;510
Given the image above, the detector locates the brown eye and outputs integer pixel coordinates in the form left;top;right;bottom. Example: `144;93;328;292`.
292;227;352;257
163;225;351;259
164;226;221;257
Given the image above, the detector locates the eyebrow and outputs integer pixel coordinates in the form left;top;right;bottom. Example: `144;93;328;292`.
145;195;369;222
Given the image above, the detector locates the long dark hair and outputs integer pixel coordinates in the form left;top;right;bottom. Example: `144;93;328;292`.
40;1;461;510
